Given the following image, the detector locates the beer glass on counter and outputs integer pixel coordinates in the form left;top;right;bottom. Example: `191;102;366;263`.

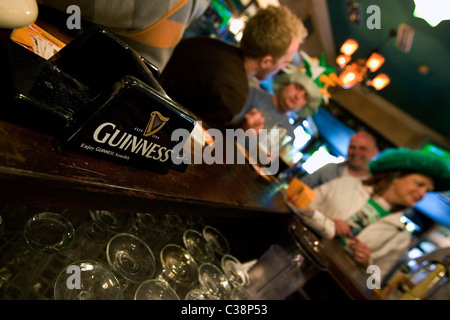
197;262;233;300
183;229;215;265
134;279;179;300
202;225;230;257
106;233;156;298
54;260;123;300
156;243;199;299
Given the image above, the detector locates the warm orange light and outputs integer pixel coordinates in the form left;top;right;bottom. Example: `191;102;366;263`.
370;73;390;90
340;39;359;56
342;71;357;84
339;63;363;89
336;54;351;68
365;52;385;72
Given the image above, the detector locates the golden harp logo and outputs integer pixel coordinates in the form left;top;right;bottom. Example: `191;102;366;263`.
144;111;170;136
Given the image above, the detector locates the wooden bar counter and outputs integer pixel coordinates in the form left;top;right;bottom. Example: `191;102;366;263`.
0;117;292;263
0;119;290;218
323;238;381;300
0;118;383;299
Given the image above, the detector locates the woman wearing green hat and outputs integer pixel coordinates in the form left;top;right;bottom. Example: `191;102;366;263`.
289;148;450;281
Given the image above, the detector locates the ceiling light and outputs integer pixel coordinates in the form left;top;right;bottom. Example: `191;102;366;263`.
365;52;385;72
335;54;351;68
413;0;450;27
340;39;359;56
335;30;396;91
368;73;390;91
339;63;364;89
336;40;389;90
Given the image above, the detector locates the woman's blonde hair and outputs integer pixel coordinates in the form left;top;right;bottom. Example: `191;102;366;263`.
240;5;308;61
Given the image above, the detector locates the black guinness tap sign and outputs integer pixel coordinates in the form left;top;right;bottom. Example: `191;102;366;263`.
64;76;195;174
0;26;195;174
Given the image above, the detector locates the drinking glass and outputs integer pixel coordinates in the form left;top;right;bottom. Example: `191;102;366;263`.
134;279;179;300
198;262;232;300
202;226;230;256
230;285;254;300
73;210;133;261
132;212;166;236
0;211;75;299
184;287;219;300
106;233;156;284
164;214;186;232
24;212;75;254
221;254;249;287
157;244;199;297
163;214;188;245
53;260;123;300
72;220;110;261
183;229;215;265
89;210;134;234
131;212;171;256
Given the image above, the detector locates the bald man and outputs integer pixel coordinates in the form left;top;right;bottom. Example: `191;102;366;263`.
300;131;379;188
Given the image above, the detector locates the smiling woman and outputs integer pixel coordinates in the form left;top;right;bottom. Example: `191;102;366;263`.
288;147;450;281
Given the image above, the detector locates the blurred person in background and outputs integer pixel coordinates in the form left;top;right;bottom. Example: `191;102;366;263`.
37;0;211;71
159;5;308;132
234;71;322;138
289;148;450;282
300;130;379;188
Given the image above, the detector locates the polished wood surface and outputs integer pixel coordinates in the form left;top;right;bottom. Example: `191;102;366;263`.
0;120;290;218
0;15;380;298
324;238;381;300
0;120;382;299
